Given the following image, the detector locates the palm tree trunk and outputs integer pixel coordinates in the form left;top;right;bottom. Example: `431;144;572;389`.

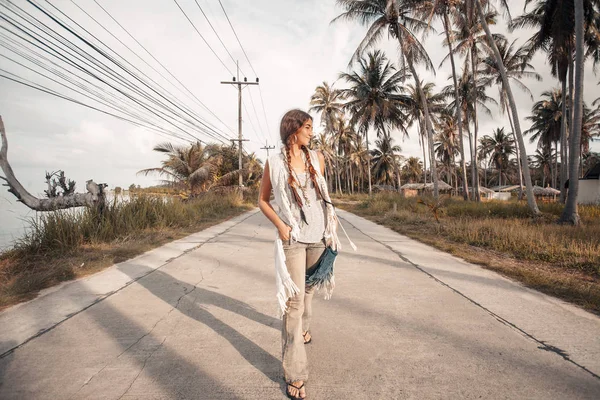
350;164;354;194
420;128;428;184
560;0;583;225
569;55;578;177
560;77;569;202
365;131;372;196
470;48;482;202
474;0;540;215
407;61;439;198
554;140;559;188
506;102;524;199
444;13;469;201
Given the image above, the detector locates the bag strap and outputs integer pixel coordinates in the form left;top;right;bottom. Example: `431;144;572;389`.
322;199;357;251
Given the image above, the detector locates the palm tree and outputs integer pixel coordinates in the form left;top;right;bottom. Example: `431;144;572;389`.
334;117;357;192
449;0;502;201
312;131;336;192
561;0;585;225
403;81;446;185
137;142;216;194
511;0;600;203
402;156;424;183
442;66;497;191
478;128;516;187
531;148;555;186
415;0;471;200
582;104;600;164
471;0;541;215
348;133;369;193
339;50;408;195
309;82;345;193
371;134;403;187
434;115;460;188
309;82;345;134
333;0;441;197
479;37;542;199
524;89;564;188
137;142;263;195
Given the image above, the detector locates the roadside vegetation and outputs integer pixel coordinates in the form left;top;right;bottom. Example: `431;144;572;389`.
0;190;257;310
335;192;600;314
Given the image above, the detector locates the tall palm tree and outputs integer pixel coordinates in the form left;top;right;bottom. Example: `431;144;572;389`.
371;134;403;186
309;82;345;192
479;37;542;198
449;0;502;201
339;50;408;195
309;82;345;134
334;117;357;192
434;115;460;188
403;81;446;185
524;88;564;188
312;131;336;192
414;0;470;200
561;0;586;225
348;133;369;193
478;127;516;187
531;147;555;186
333;0;440;197
510;0;600;203
442;66;497;190
402;156;424;183
471;0;541;215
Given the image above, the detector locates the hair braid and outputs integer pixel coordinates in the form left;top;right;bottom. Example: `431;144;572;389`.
301;146;323;200
285;145;303;208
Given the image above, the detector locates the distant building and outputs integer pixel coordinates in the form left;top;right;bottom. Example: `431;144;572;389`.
577;164;600;205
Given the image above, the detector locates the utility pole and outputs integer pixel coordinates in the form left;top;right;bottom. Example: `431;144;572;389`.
221;61;258;187
260;141;275;158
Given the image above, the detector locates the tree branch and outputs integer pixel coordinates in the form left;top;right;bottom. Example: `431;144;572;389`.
0;116;106;211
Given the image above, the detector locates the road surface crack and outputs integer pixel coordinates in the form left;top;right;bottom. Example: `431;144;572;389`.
117;336;167;400
338;213;600;381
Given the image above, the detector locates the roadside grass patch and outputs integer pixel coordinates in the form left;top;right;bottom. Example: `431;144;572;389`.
336;192;600;313
0;191;255;309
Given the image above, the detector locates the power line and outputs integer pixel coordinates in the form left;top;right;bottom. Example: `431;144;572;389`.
30;0;230;142
0;36;196;143
217;0;257;76
192;0;236;67
217;0;274;144
0;71;193;144
88;0;236;136
1;0;231;144
172;0;234;76
71;0;235;137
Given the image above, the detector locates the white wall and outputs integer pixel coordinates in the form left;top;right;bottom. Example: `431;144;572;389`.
490;192;512;201
577;180;600;205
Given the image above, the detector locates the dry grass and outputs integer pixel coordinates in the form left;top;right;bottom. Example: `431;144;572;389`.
335;192;600;314
0;191;256;309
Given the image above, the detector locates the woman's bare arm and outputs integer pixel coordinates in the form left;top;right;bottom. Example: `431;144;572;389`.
258;161;291;240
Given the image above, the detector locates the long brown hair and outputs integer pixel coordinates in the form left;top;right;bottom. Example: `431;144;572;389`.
279;110;322;213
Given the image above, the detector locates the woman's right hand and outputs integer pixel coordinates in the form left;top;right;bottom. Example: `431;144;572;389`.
278;224;292;241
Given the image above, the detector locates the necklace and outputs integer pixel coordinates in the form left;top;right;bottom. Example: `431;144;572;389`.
291;152;312;207
293;169;311;207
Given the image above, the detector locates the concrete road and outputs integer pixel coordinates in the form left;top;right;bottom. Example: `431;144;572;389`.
1;209;599;399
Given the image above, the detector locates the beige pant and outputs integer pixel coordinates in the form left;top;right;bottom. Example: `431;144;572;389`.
281;239;326;383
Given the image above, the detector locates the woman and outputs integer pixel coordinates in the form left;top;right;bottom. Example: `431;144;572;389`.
258;109;354;399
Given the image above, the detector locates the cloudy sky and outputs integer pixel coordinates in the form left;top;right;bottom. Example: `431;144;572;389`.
1;0;599;244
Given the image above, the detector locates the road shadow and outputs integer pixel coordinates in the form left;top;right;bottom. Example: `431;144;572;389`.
118;265;283;385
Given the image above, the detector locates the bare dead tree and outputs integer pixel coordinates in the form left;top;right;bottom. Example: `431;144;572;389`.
0;116;107;211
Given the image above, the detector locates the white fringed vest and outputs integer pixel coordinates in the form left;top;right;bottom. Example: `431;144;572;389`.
268;148;356;317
